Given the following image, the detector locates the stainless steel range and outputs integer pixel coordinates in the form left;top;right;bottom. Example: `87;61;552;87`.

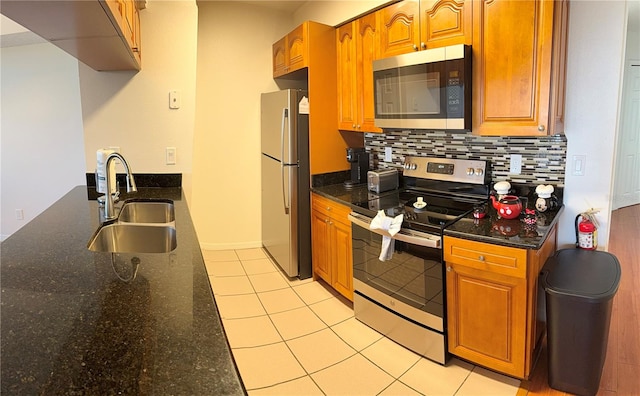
348;156;490;364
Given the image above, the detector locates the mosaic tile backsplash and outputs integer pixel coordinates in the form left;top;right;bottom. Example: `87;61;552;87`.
365;130;568;187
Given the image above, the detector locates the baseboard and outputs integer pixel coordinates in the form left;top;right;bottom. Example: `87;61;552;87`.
198;240;263;251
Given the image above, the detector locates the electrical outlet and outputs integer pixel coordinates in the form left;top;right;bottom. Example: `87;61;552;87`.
510;154;522;174
109;146;121;165
15;209;24;220
166;147;176;165
384;147;392;162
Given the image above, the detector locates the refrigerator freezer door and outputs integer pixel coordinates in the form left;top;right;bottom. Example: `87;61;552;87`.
261;90;297;164
261;154;298;277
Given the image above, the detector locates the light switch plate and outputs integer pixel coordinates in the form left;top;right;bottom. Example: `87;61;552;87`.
166;147;176;165
572;155;586;176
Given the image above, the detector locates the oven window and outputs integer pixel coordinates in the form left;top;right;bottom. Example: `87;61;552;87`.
352;224;444;319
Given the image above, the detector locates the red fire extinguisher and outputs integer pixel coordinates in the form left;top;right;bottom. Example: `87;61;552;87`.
575;210;598;250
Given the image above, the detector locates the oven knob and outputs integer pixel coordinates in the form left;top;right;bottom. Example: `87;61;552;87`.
475;168;484;176
405;163;416;170
466;167;474;175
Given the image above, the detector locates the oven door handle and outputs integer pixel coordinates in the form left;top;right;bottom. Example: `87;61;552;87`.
348;212;441;249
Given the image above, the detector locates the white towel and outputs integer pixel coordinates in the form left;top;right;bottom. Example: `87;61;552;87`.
369;210;403;261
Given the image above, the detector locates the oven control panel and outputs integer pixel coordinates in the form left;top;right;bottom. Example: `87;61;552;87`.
402;156;489;184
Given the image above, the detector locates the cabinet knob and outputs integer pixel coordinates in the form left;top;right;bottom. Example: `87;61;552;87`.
326;206;331;211
352;124;356;128
325;219;330;223
421;42;426;50
356;125;361;129
413;44;419;51
538;125;546;132
447;266;452;272
478;255;485;261
329;221;334;225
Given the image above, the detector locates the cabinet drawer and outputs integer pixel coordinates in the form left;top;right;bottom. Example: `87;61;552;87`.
312;194;352;223
444;236;527;278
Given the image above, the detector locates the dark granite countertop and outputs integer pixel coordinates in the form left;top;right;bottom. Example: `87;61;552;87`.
1;186;245;395
312;183;372;209
444;205;563;249
312;183;562;250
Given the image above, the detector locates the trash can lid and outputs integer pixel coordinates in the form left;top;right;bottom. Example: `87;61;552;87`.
542;249;621;300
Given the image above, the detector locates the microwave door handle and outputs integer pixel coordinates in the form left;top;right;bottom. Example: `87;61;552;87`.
281;108;289;214
348;213;441;249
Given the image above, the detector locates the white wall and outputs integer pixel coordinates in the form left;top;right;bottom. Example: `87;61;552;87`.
0;42;86;240
79;0;198;203
558;1;628;250
293;0;391;26
190;1;389;249
191;2;292;249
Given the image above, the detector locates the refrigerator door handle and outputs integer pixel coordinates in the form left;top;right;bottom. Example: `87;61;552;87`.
281;108;290;214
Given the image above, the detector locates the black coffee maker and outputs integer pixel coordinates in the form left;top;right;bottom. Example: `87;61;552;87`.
344;147;369;189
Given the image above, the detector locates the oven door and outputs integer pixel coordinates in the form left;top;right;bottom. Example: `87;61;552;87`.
348;213;445;332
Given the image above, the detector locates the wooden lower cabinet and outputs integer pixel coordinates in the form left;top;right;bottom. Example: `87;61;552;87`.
444;226;557;379
311;193;353;301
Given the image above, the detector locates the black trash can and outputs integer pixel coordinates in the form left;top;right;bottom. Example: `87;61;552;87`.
540;248;621;396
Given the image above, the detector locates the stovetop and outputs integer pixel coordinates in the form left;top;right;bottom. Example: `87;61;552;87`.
351;156;491;234
352;188;485;234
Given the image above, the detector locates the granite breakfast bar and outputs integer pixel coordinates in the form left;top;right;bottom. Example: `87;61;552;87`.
0;185;245;395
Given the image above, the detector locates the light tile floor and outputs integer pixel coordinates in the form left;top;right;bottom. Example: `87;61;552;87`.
203;248;522;395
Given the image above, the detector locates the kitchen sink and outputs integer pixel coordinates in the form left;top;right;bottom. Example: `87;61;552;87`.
118;200;175;224
88;223;177;253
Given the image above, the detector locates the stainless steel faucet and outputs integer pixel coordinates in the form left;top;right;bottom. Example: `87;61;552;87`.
103;152;137;221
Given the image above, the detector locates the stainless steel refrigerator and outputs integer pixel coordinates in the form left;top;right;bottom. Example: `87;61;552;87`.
261;89;311;279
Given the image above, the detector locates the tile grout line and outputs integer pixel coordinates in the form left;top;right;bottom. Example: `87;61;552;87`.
211;250;427;394
206;249;521;395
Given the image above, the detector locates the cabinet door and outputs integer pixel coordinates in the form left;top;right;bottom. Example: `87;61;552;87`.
378;0;420;58
357;13;383;133
287;24;307;73
447;264;527;378
337;23;358;131
420;0;471;49
331;219;353;301
273;36;288;77
311;209;332;283
472;0;556;136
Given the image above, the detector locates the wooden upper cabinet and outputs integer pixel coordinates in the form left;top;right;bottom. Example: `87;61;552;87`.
103;0;141;66
472;0;568;136
287;24;306;72
378;0;421;58
337;14;382;133
377;0;471;58
420;0;472;48
0;0;142;71
272;23;308;78
337;23;358;131
272;36;288;77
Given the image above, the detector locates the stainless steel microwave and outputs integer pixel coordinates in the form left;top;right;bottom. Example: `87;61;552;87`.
373;44;471;131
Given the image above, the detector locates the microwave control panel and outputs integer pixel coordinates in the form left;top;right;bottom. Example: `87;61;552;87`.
446;71;463;118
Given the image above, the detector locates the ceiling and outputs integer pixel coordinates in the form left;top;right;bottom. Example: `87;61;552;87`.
240;1;307;14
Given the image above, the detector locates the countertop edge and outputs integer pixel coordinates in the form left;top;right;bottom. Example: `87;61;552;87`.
312;184;563;251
